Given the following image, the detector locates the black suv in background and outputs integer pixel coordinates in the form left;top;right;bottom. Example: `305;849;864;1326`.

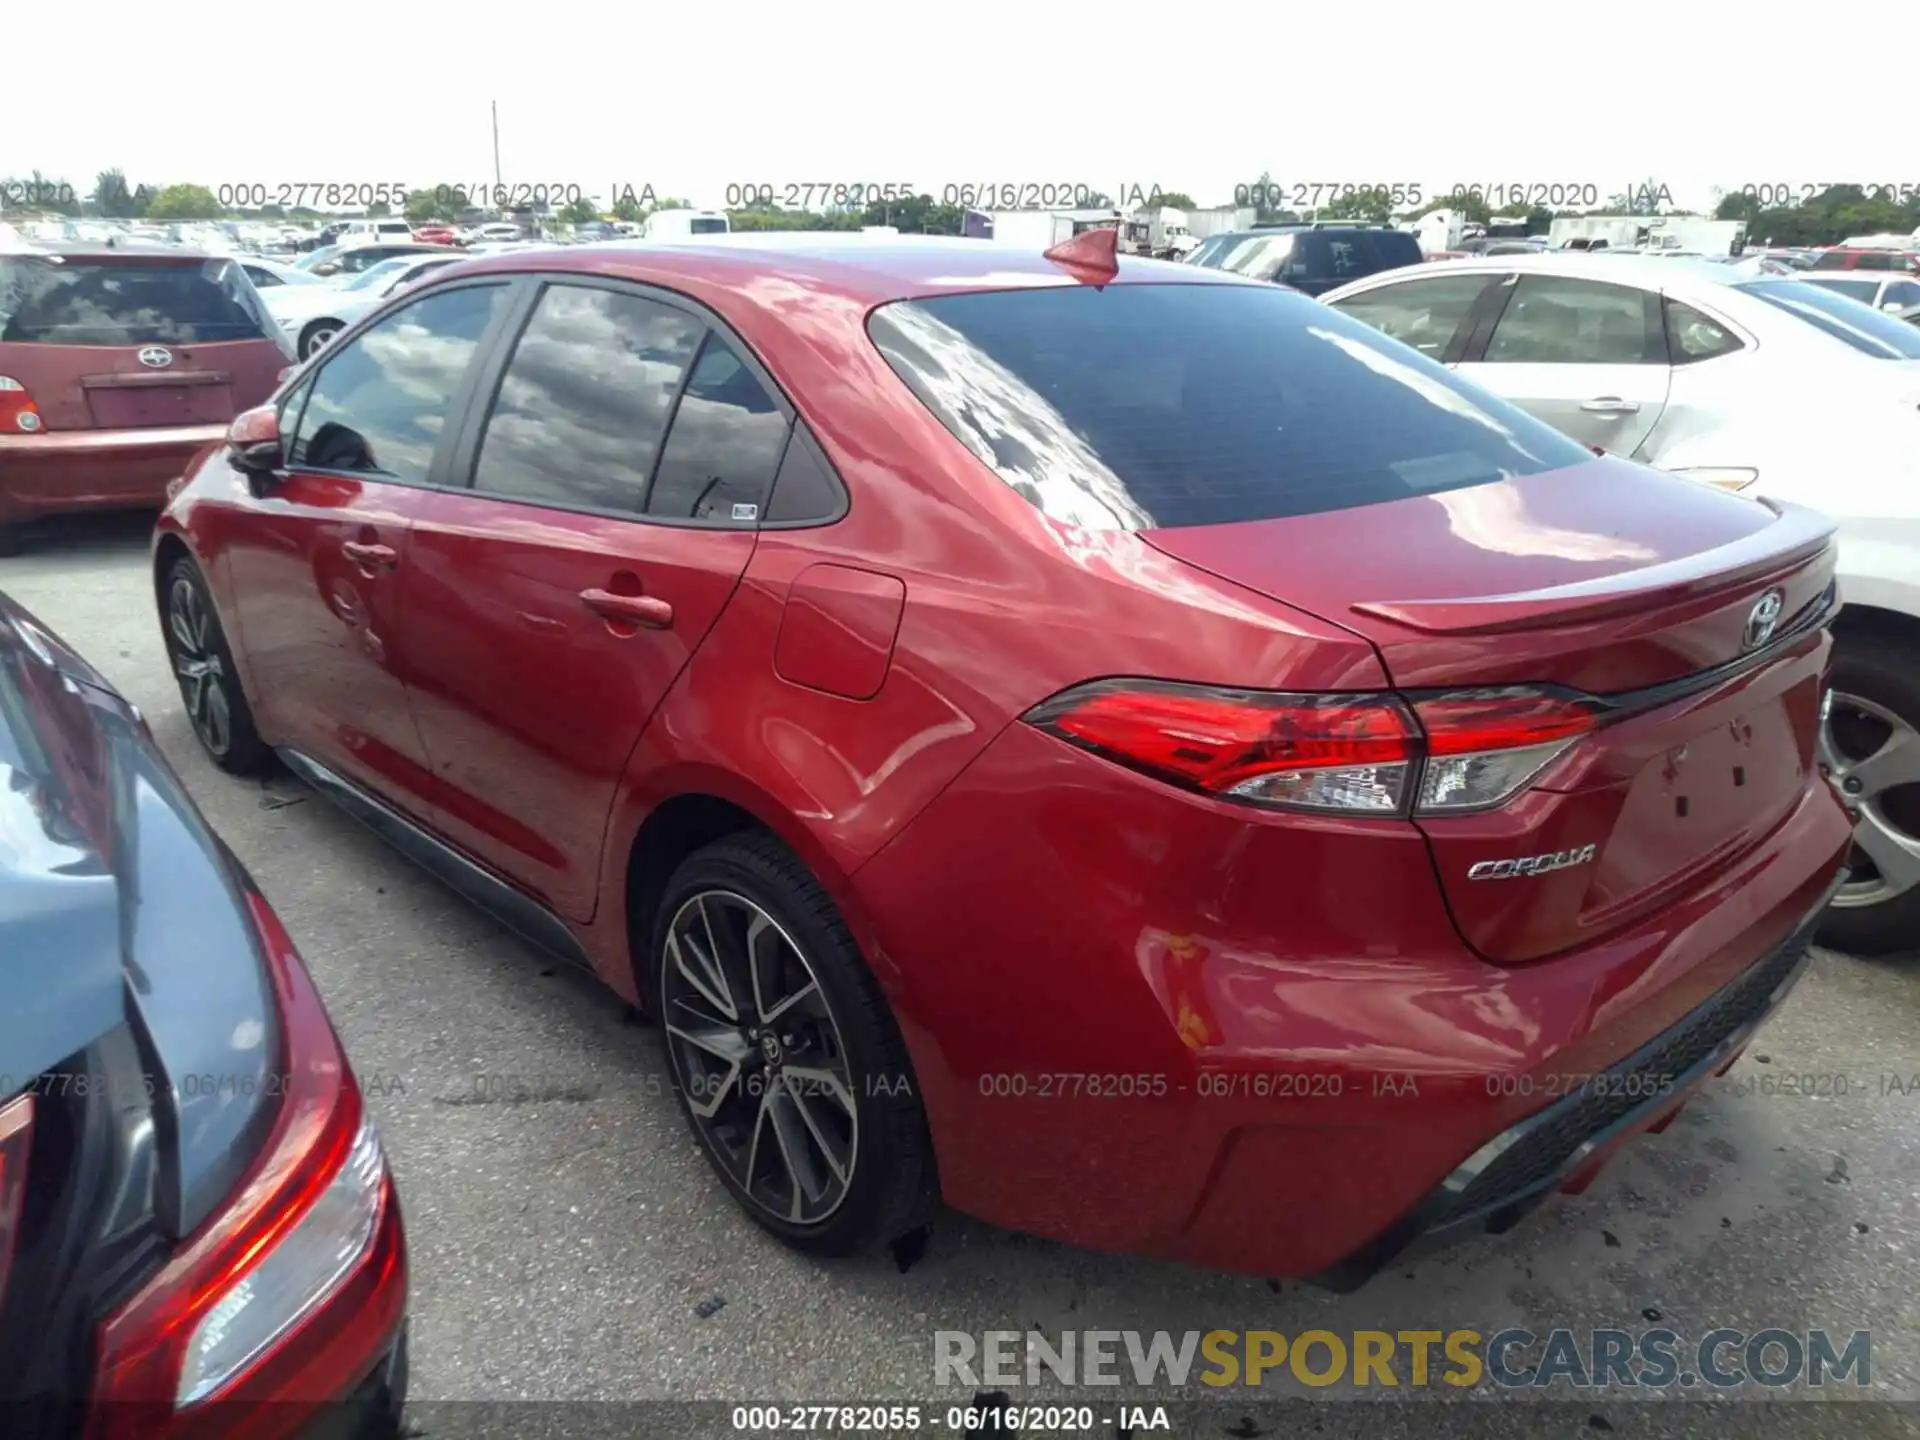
0;591;407;1438
1185;223;1423;295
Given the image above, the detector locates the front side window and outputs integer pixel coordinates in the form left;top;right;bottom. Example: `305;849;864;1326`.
1482;276;1661;364
646;335;791;522
868;282;1592;532
1880;280;1920;309
471;283;703;513
1328;273;1494;357
291;284;507;482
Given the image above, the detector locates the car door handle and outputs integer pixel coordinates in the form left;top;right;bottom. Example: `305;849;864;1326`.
1579;397;1641;415
341;540;398;571
580;588;673;629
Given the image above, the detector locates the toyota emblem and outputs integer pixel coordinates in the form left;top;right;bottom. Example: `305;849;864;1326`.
137;346;174;369
1743;590;1785;651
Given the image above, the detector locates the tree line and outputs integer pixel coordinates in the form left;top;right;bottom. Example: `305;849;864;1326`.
6;168;1916;247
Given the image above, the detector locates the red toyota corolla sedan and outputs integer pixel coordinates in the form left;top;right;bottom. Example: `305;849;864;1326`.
151;232;1852;1284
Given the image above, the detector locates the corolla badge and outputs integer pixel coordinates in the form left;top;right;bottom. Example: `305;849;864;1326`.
1743;590;1785;651
1468;844;1597;881
137;345;174;369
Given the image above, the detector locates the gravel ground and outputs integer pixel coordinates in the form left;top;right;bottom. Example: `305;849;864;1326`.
5;512;1917;1439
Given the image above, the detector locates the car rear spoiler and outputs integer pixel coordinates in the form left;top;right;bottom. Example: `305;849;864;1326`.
1349;499;1836;636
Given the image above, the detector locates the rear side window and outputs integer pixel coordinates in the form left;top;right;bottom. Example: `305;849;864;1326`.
1366;231;1424;270
645;335;791;522
1328;273;1494;358
0;257;275;345
1482;276;1662;364
1664;299;1744;362
471;283;703;513
1885;280;1920;309
868;283;1593;532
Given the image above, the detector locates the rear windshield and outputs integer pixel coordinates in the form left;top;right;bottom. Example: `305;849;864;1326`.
689;217;729;235
0;257;276;346
1738;279;1920;359
869;282;1594;531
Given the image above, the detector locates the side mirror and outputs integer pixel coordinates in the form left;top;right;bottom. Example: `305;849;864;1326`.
226;405;283;477
1884;301;1906;313
312;263;340;277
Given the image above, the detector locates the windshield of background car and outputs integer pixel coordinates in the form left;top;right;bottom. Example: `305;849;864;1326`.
1739;279;1920;359
345;259;410;292
868;282;1595;531
1189;233;1296;280
0;257;277;345
690;218;729;235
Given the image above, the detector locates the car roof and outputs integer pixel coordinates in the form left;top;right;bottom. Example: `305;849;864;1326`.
443;234;1258;305
1347;251;1762;292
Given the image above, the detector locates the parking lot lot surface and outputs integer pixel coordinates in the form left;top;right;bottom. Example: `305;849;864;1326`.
6;515;1919;1435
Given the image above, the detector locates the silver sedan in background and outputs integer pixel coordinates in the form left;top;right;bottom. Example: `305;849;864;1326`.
1322;253;1920;954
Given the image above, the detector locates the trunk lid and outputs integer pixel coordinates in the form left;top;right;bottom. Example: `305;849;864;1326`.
1144;461;1841;962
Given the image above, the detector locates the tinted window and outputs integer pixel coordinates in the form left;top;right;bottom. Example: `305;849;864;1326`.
1664;300;1743;362
1805;277;1881;302
689;217;729;235
244;265;282;288
1880;280;1920;308
1366;231;1424;270
1191;233;1298;281
471;284;703;512
0;257;276;346
868;283;1592;532
1739;279;1920;359
1329;273;1492;358
291;284;506;482
764;422;846;524
1483;276;1659;363
1810;251;1848;269
645;335;791;522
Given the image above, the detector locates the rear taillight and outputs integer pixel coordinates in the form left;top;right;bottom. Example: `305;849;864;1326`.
1025;680;1598;817
86;890;405;1440
0;1095;33;1306
0;376;42;432
1409;688;1601;813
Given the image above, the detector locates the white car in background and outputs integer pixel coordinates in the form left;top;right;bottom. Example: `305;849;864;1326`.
1323;253;1920;953
236;256;329;291
1798;272;1920;313
264;251;468;358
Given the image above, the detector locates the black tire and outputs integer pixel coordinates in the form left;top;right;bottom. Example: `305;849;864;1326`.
160;556;272;776
1818;631;1920;957
299;320;342;360
651;832;936;1256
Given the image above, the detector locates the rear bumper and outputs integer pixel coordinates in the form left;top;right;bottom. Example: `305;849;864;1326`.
1310;868;1842;1289
851;721;1855;1279
0;424;227;524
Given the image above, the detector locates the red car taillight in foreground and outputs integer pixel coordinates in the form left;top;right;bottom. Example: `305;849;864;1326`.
86;892;405;1440
1026;679;1602;817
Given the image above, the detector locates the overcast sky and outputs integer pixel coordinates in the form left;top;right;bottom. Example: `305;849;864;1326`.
3;3;1908;216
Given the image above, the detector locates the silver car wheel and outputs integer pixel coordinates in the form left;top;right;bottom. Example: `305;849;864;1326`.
1821;689;1920;909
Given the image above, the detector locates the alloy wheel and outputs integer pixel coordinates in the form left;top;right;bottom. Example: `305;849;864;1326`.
167;576;233;756
1820;689;1920;910
659;890;858;1225
303;325;339;358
